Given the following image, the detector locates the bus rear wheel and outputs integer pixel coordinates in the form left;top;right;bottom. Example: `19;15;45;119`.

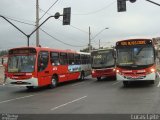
80;71;85;80
49;75;58;88
97;77;101;81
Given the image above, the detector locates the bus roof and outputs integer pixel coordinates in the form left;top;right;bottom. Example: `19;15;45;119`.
116;38;152;43
91;48;114;52
8;46;89;55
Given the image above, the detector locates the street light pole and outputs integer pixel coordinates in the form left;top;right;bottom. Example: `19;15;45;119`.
88;27;109;52
89;26;91;53
91;27;109;40
0;13;62;47
36;0;40;47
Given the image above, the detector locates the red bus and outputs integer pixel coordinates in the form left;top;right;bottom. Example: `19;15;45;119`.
91;48;116;81
5;47;91;89
115;39;156;86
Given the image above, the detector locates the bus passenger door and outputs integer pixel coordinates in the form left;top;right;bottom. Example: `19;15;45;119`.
37;51;51;86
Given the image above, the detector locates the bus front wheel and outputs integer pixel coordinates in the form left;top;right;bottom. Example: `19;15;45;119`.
150;80;155;84
123;81;129;87
26;86;34;90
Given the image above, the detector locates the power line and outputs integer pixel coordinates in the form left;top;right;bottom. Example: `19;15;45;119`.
39;8;89;34
0;15;35;26
40;28;87;47
58;19;88;34
39;0;60;21
6;17;35;26
72;1;116;16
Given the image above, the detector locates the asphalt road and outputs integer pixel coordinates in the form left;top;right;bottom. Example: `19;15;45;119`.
0;75;160;115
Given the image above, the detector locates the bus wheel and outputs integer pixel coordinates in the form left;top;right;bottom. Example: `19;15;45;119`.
123;81;129;87
150;80;155;84
26;86;34;90
80;71;85;80
49;75;58;88
97;77;101;81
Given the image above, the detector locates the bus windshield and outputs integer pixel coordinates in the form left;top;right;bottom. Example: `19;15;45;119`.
8;55;36;73
116;45;154;67
92;50;115;68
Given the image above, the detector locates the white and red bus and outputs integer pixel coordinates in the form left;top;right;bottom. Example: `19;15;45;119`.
115;39;156;86
91;48;116;81
5;47;91;89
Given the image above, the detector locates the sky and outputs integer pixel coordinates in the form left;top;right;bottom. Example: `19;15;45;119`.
0;0;160;51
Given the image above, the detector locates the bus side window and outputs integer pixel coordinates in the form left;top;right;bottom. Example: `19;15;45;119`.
75;54;80;64
68;53;74;65
60;52;68;65
50;52;60;66
38;51;49;72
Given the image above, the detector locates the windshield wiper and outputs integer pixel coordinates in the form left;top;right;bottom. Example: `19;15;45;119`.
136;47;144;55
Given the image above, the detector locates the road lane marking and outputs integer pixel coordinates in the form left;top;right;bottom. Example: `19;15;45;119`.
112;81;121;85
71;82;85;86
51;96;87;111
0;95;34;104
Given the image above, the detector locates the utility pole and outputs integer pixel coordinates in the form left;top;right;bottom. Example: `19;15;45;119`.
99;39;100;49
36;0;39;47
89;26;91;53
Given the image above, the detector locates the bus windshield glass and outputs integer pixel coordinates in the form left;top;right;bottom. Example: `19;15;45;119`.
116;45;154;67
92;50;115;68
8;55;36;73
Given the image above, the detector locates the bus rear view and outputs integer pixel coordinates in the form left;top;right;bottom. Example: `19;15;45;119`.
91;48;116;81
116;39;156;86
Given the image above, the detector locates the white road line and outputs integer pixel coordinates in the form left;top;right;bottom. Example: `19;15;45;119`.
112;81;121;85
51;96;87;111
0;95;34;104
71;82;85;86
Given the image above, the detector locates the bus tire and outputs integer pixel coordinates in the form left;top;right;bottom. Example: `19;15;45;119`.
26;86;34;90
80;71;85;80
150;80;154;84
49;75;58;88
123;81;129;87
97;77;101;81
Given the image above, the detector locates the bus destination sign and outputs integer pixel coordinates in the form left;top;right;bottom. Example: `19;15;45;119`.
119;40;146;46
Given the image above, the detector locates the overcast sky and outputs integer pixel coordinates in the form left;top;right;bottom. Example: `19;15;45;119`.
0;0;160;51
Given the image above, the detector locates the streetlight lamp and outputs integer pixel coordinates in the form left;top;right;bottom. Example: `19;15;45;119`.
88;27;109;52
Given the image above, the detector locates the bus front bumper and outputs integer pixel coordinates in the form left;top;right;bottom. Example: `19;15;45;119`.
116;72;156;81
5;77;39;87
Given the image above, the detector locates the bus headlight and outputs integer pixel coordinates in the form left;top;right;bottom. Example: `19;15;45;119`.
116;70;119;73
150;68;155;72
92;70;95;74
